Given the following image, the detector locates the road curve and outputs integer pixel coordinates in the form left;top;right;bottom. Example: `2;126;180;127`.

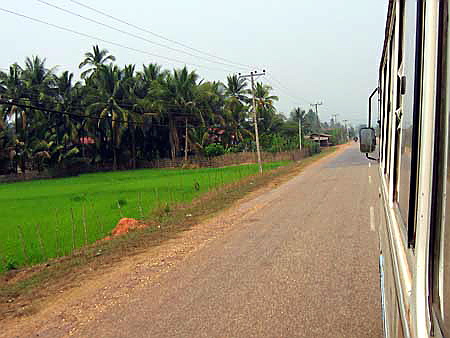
8;144;382;337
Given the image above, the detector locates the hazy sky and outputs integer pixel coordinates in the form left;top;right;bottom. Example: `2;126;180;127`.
1;0;388;126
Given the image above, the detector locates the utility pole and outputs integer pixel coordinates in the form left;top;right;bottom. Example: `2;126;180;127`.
332;113;338;127
184;117;188;161
310;102;323;148
342;119;349;142
296;110;302;151
298;115;302;151
239;70;266;174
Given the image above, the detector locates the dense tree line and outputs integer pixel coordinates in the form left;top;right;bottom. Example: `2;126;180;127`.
0;45;337;175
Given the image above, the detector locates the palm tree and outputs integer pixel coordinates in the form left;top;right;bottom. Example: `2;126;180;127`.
86;64;128;170
224;75;251;146
22;56;55;92
142;63;168;83
225;74;248;102
54;71;81;151
79;45;116;80
151;67;199;159
254;82;279;132
20;56;56;173
0;64;24;122
0;64;24;173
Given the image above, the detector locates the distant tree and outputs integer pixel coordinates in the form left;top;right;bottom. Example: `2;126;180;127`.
303;109;320;134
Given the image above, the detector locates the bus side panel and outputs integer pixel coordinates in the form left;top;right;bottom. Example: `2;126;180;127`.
379;194;406;338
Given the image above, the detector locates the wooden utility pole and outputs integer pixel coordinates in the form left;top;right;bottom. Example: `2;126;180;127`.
239;70;266;174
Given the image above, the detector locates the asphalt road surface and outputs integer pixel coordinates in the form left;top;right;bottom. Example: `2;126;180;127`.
7;143;382;337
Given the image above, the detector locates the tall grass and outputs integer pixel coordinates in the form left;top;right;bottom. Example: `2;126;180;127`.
0;161;289;272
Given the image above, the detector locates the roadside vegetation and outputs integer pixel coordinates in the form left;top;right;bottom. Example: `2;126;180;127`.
0;161;288;272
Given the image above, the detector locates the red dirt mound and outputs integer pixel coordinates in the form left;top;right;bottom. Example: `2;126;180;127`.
111;218;149;236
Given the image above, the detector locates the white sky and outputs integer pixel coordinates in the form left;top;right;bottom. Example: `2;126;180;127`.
1;0;388;126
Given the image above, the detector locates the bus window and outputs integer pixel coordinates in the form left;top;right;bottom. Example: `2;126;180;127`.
398;0;424;245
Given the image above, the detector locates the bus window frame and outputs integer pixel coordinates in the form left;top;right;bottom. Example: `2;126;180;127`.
405;0;425;249
429;0;449;335
385;34;394;178
393;0;405;205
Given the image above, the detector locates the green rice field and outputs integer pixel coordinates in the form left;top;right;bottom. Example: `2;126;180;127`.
0;161;289;272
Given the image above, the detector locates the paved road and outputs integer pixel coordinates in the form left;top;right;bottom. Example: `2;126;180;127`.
8;144;381;337
70;144;382;337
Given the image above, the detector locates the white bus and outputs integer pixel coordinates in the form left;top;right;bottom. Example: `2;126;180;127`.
360;0;450;336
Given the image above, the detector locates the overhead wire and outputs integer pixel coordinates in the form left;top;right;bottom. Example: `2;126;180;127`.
0;89;186;111
68;0;254;70
0;87;225;113
37;0;248;71
0;96;225;129
0;7;234;74
264;74;312;106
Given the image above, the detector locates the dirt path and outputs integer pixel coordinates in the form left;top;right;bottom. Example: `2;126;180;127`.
2;144;379;337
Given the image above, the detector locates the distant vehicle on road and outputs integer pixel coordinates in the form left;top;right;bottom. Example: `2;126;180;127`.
360;1;450;337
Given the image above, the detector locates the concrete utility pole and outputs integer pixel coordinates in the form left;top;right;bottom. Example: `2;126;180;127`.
239;70;266;174
332;113;338;127
298;115;302;151
342;119;349;142
310;102;323;148
184;117;188;161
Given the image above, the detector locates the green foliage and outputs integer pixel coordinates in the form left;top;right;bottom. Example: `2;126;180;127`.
5;257;18;271
204;143;225;157
329;128;347;145
0;45;345;174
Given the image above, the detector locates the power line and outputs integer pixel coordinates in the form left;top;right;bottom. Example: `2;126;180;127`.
266;74;312;105
0;96;227;130
38;0;247;71
261;77;300;107
68;0;253;70
0;87;189;111
0;7;233;74
260;77;306;114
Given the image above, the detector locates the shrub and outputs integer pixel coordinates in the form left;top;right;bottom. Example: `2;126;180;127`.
204;143;225;157
304;140;320;154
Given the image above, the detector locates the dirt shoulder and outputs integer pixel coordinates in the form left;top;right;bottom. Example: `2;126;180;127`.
0;145;348;337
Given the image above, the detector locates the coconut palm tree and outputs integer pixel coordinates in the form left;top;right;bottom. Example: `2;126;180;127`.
150;67;199;159
254;82;279;132
225;74;248;102
54;71;82;150
86;64;128;170
0;64;24;122
20;56;56;172
0;64;25;173
224;75;251;146
79;45;116;80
